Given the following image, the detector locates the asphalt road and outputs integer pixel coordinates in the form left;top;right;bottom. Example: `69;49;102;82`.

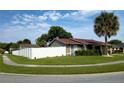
0;71;124;83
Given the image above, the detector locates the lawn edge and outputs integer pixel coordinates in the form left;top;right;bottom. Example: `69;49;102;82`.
0;71;124;76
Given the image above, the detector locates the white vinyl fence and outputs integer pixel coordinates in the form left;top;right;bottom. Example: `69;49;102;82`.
12;47;66;59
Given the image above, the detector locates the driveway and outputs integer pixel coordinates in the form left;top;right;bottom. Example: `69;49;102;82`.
0;71;124;83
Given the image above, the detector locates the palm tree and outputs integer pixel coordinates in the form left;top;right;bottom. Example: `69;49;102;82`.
94;11;119;55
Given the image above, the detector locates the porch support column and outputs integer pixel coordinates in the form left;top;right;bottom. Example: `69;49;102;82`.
83;44;87;50
123;48;124;53
93;45;95;50
100;45;103;55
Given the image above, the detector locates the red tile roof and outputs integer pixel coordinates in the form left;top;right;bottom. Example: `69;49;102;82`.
70;38;91;44
57;38;82;45
54;38;105;45
71;38;105;45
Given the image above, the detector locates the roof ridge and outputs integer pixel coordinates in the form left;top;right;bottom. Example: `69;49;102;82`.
70;38;83;44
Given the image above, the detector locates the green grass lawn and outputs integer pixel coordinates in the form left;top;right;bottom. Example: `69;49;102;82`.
8;54;124;65
0;54;124;75
0;55;2;72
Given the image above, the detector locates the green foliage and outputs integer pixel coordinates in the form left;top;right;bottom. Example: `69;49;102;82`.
22;39;31;44
7;54;124;65
0;54;124;74
35;34;48;47
0;43;8;50
39;34;48;41
48;26;73;41
36;26;73;46
17;39;31;45
17;40;23;45
10;43;19;48
94;12;119;38
94;12;120;55
0;42;19;52
108;39;122;45
75;49;101;56
36;38;47;47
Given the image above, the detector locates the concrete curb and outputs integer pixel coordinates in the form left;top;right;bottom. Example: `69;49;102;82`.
0;71;124;77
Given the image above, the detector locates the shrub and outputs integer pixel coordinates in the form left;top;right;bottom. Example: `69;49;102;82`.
75;49;101;56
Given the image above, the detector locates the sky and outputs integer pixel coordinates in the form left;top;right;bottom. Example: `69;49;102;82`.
0;10;124;44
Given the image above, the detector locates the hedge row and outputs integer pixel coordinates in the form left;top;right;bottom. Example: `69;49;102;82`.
75;49;102;56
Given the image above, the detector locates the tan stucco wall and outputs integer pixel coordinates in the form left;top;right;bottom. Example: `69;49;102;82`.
49;40;86;55
66;45;71;55
49;40;65;47
49;40;71;55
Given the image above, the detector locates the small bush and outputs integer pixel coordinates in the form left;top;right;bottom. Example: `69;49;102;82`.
75;49;101;56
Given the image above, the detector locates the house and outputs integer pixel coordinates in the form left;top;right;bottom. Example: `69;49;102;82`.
111;43;124;53
48;37;105;55
0;48;5;54
12;37;113;59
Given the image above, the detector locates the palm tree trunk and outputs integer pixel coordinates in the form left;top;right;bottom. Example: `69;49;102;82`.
105;34;108;55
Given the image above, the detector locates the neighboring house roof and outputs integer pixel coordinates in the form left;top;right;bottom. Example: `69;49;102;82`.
49;37;105;46
20;44;40;48
112;43;124;48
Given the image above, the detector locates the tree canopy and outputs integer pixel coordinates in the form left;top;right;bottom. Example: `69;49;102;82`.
17;39;31;45
108;39;122;45
48;26;72;41
94;12;119;38
22;39;31;44
0;42;19;53
36;26;73;47
94;11;119;55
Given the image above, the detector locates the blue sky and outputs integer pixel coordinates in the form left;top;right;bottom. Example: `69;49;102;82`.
0;10;124;44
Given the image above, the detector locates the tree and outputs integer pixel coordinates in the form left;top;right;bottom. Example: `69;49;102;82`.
36;37;47;47
17;40;23;45
17;39;31;45
10;43;19;48
5;43;12;51
36;34;48;47
39;34;48;41
108;39;122;45
22;39;31;44
0;42;8;50
48;26;73;41
94;11;119;55
36;26;73;46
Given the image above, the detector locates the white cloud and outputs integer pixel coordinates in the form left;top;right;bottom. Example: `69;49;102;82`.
12;13;51;29
1;13;52;43
10;11;63;34
6;10;101;43
0;22;50;43
62;10;100;21
62;13;70;18
79;10;99;15
38;15;48;21
43;11;62;21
